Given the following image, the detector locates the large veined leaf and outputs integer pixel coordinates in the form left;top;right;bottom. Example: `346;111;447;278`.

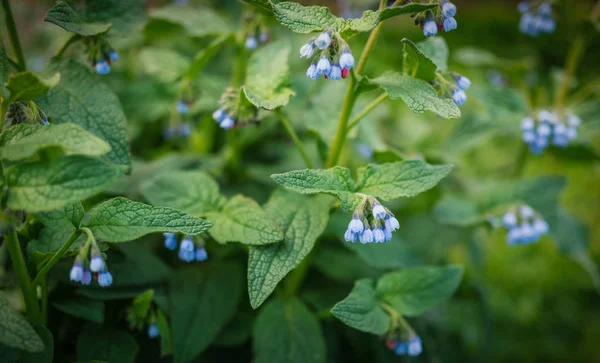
0;292;44;352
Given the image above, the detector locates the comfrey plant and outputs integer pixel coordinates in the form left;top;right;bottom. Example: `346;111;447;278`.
521;110;581;154
518;1;556;36
300;29;355;80
413;0;458;37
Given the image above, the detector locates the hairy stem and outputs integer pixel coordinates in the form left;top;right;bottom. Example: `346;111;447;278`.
5;230;41;324
55;33;81;57
32;231;81;286
347;93;389;131
275;109;313;168
2;0;26;71
555;35;585;110
227;35;247;171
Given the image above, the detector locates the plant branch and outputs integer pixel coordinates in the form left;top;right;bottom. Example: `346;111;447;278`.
5;229;41;324
347;92;389;131
555;35;585;110
32;230;81;286
275;108;313;168
55;33;82;57
2;0;26;71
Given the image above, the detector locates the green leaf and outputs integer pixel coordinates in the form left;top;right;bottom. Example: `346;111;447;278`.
453;47;501;67
331;279;390;335
344;236;421;269
84;0;146;36
271;167;360;211
6;71;59;103
415;37;449;73
126;289;153;330
36;202;85;230
205;195;283;245
355;160;452;201
367;72;461;119
242;0;273;12
138;47;190;83
272;2;340;34
140;170;225;215
86;197;212;242
44;0;111;36
402;38;438;81
185;34;231;81
155;308;173;356
377;3;438;22
20;326;53;363
313;244;381;283
27;228;85;266
0;292;44;352
253;297;326;363
170;263;243;363
0;41;9;98
375;265;464;316
248;191;331;308
243;41;294;110
149;5;230;38
0;123;110;161
51;297;104;324
6;155;123;213
214;313;253;347
76;324;138;363
36;59;131;168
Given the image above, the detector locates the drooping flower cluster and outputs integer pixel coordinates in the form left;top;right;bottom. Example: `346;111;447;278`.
498;205;549;245
69;240;113;287
385;335;423;357
84;36;119;75
212;87;258;130
518;2;556;36
300;29;355;81
163;233;208;263
344;197;400;244
414;1;458;37
521;110;580;154
431;73;471;107
164;100;193;139
243;11;270;50
4;101;49;126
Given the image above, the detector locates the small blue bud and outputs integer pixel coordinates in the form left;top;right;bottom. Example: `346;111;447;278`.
300;42;315;58
180;237;194;252
552;134;569;147
98;271;113;287
178;237;195;262
553;123;567;136
537;123;551;137
452;89;467;106
69;263;84;282
82;270;92;285
314;32;331;50
520;223;536;244
521;117;535;131
518;2;529;13
179;123;192;138
195;246;208;262
502;212;517;228
176;100;189;114
328;65;342;80
456;76;470;90
163;232;177;251
359;228;373;244
532;218;549;235
522;131;536;143
372;203;386;220
407;336;423;356
519;205;534;219
506;227;523;245
220;117;235;130
42;116;50;126
90;255;104;273
394;342;408;355
442;2;457;18
316;57;332;76
566;114;581;128
443;17;457;32
109;50;119;62
259;32;269;43
356;143;373;159
373;228;385;243
423;19;438;37
385;216;400;231
348;216;364;233
213;109;226;123
565;126;577;140
519;12;538;36
537;3;552;16
148;323;160;338
344;228;358;243
245;36;258;50
339;50;355;70
306;64;319;80
95;60;111;75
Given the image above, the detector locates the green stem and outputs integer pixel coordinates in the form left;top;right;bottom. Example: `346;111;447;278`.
275;109;314;168
347;93;388;131
227;35;247;171
2;0;26;71
512;142;529;178
31;231;81;286
40;279;48;326
55;33;81;57
5;230;41;324
283;253;312;297
555;35;585;111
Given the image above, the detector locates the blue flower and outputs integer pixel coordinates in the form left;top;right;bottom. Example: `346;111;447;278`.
384;226;393;241
179;123;192;138
315;32;331;49
394;342;407;355
407;336;423;356
109;50;119;62
306;64;319;80
220;116;235;130
176;100;189;114
385;216;400;232
519;12;538;36
98;271;113;287
148;323;160;338
259;32;269;43
300;42;315;58
213;109;226;123
372;203;386;220
339;49;355;69
532;218;549;235
519;205;534;219
316;57;332;76
520;117;534;131
90;255;104;273
536;123;551;137
69;263;84;282
373;228;385;243
163;232;177;251
456;76;471;90
506;227;523;245
42;116;50;126
329;65;342;80
178;237;195;262
537;2;552;16
522;131;536;143
344;228;359;243
443;17;457;32
95;60;111;75
442;2;457;18
195;247;208;262
82;270;92;285
566;127;577;140
452;89;467;106
245;36;258;50
423;19;438;37
518;2;529;13
348;216;364;233
359;228;373;244
566;113;581;128
502;212;517;228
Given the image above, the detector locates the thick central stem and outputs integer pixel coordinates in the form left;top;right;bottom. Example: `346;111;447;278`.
2;0;26;71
